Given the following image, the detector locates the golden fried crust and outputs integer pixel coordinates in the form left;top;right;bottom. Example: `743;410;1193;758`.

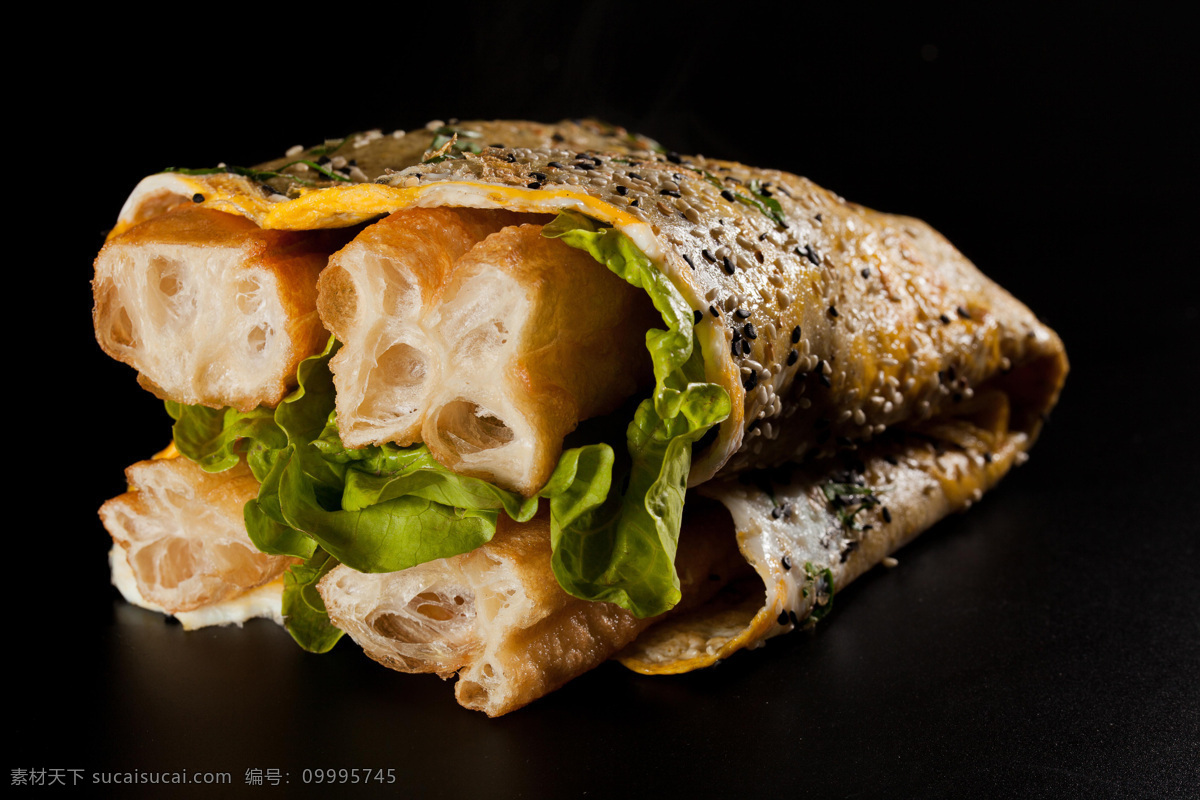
93;206;352;411
316;208;526;449
320;503;747;717
422;223;656;493
100;456;297;613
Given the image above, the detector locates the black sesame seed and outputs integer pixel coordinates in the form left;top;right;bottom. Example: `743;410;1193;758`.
984;452;994;463
551;132;565;142
828;305;839;318
804;244;820;266
693;309;703;325
660;189;682;197
787;350;799;366
734;307;750;319
743;323;757;340
814;213;823;222
791;325;802;343
630;199;639;207
192;193;204;203
882;507;892;523
818;371;832;388
884;455;898;466
666;151;682;164
743;370;759;390
789;610;800;625
957;306;971;319
709;304;720;318
741;339;752;355
701;249;716;263
781;555;792;570
615;185;628;196
722;255;735;275
778;611;790;626
504;154;516;163
771;507;782;520
721;189;735;202
940;313;952;324
629;172;643;181
547;161;564;169
731;340;741;358
861;268;870;278
527;181;542;190
530;172;547;181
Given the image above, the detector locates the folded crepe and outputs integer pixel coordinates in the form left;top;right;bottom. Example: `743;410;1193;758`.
94;119;1066;715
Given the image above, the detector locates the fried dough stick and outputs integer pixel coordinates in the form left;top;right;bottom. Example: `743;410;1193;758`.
100;456;297;615
318;209;657;495
93;206;352;411
319;501;747;716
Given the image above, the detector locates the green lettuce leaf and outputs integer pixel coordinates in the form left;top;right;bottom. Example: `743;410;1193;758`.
542;212;731;617
281;547;344;653
169;211;729;631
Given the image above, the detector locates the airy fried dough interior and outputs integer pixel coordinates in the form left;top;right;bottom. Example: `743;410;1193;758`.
318;208;657;495
93;206;349;411
319;502;747;716
100;456;298;613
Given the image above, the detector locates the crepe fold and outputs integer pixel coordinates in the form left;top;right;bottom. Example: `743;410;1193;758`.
96;119;1067;714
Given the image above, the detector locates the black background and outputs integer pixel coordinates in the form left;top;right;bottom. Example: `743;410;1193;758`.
15;3;1198;798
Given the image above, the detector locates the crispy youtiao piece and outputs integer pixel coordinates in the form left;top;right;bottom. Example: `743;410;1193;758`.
99;456;297;613
93;206;351;411
421;224;656;494
316;208;521;450
318;211;656;495
318;502;746;716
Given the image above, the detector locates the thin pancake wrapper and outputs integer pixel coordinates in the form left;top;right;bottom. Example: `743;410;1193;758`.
102;119;1066;705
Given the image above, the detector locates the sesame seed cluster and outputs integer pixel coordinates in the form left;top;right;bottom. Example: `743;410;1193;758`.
229;119;1063;473
366;128;1062;472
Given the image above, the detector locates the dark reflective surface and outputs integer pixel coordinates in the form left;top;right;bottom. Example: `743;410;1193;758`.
19;5;1197;798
